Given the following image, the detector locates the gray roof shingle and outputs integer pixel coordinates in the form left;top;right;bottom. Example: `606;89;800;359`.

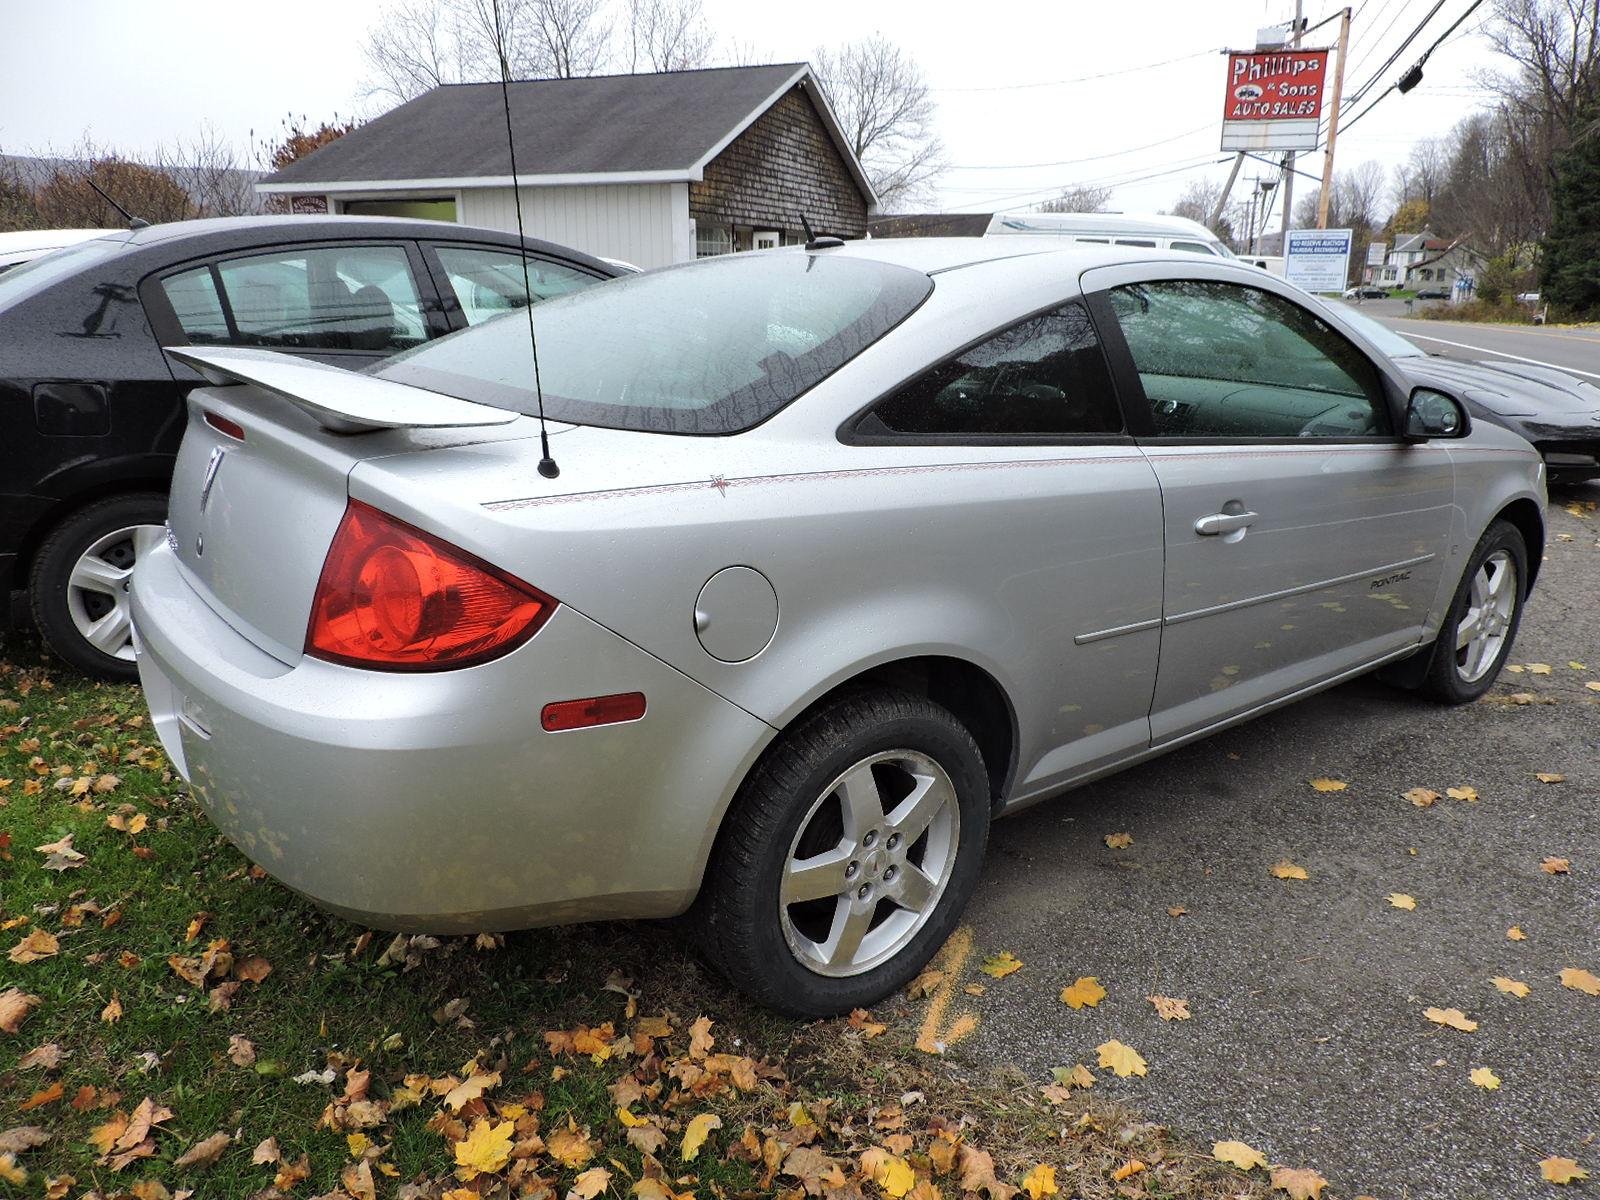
261;64;811;187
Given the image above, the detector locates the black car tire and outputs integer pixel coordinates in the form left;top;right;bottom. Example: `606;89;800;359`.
692;689;990;1017
1412;519;1528;704
30;493;168;682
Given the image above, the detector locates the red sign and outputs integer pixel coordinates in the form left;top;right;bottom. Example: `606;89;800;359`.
1223;50;1328;122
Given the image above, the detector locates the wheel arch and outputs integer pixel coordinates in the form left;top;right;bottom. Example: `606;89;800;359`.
1494;497;1544;590
8;459;173;594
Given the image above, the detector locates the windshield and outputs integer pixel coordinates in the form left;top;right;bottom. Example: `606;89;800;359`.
1328;301;1423;359
0;235;133;312
379;252;932;434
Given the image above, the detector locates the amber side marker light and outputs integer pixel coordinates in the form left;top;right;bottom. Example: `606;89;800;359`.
541;692;647;732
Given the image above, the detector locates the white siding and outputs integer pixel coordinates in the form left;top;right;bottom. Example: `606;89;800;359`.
459;183;682;269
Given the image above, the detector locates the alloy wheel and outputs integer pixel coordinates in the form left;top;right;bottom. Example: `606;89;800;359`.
65;524;165;663
1454;548;1518;684
778;749;961;978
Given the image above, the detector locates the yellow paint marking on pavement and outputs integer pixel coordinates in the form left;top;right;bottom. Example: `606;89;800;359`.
915;925;980;1054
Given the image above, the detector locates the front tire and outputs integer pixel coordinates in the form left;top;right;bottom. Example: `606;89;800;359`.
29;494;167;682
1415;519;1528;704
693;690;991;1017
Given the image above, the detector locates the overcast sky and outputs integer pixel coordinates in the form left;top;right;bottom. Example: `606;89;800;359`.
0;0;1501;223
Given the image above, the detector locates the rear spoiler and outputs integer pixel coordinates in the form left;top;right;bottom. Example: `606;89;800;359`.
165;346;519;434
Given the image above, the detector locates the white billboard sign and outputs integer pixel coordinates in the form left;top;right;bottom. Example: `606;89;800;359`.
1284;228;1353;293
1366;241;1387;267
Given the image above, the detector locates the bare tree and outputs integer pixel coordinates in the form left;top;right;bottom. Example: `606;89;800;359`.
163;125;261;217
1037;184;1113;213
525;0;611;77
812;34;945;210
625;0;713;71
363;0;487;102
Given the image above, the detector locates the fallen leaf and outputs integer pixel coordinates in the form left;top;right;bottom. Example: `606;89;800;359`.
227;1035;255;1067
184;913;209;943
18;1043;63;1070
1404;788;1440;808
1270;1165;1328;1199
1059;977;1105;1009
1050;1064;1095;1090
1270;860;1309;880
1213;1140;1269;1171
1541;856;1571;874
1587;681;1600;693
1096;1040;1147;1077
1147;995;1190;1021
957;1145;1018;1200
174;1131;230;1170
34;835;84;871
19;1083;63;1112
1424;1006;1478;1032
681;1112;721;1161
454;1118;514;1179
1508;926;1527;941
1104;832;1133;849
848;1008;887;1037
1527;662;1553;674
442;1070;500;1112
547;1118;595;1169
1308;778;1346;792
8;930;59;964
861;1147;916;1197
101;995;122;1023
688;1015;715;1059
1446;786;1479;802
980;951;1023;978
1534;773;1567;784
1491;976;1531;998
251;1137;280;1165
1388;893;1417;910
234;956;273;983
1166;906;1187;917
0;1154;24;1186
569;1166;613;1200
1559;968;1600;996
1470;1067;1501;1090
1020;1163;1057;1198
1540;1157;1590;1185
0;1128;48;1155
1112;1159;1146;1182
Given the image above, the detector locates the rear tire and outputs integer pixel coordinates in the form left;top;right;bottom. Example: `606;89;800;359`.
30;494;167;682
692;690;990;1017
1413;519;1528;704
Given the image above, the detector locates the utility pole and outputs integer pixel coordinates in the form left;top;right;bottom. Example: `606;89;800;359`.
1278;0;1304;252
1317;7;1352;228
1209;151;1246;232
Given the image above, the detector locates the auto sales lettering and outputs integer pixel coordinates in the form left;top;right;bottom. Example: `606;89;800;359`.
1224;50;1328;121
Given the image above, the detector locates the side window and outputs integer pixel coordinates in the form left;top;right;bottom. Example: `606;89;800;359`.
1115;239;1158;247
1168;240;1218;256
160;266;229;343
866;300;1123;437
1108;279;1389;439
213;245;426;352
433;245;599;325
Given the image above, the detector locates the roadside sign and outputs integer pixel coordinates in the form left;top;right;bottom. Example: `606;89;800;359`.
1221;49;1330;151
1284;227;1352;293
1366;241;1387;266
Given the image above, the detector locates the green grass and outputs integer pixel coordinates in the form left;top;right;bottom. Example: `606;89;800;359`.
0;636;1268;1199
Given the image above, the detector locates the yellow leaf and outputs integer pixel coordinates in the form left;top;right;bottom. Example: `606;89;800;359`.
1541;856;1571;874
1404;787;1440;807
681;1112;721;1162
1387;893;1417;910
347;1133;371;1158
1559;968;1600;996
861;1147;916;1198
547;1119;596;1169
1270;860;1309;881
980;951;1023;978
1540;1157;1590;1185
0;1153;25;1186
1534;773;1567;784
1147;995;1190;1021
1446;786;1479;802
1167;906;1188;917
1470;1067;1501;1090
1490;976;1530;998
1103;832;1133;849
8;929;59;963
443;1071;500;1112
569;1167;613;1200
849;1007;888;1036
1423;1006;1478;1032
1095;1040;1147;1077
616;1106;644;1127
1309;778;1346;792
453;1119;514;1180
1527;662;1553;674
1112;1159;1145;1182
1212;1140;1269;1171
1270;1165;1328;1199
1569;661;1587;670
1020;1163;1057;1198
1508;926;1527;941
1586;681;1600;693
1059;977;1105;1009
1050;1063;1095;1089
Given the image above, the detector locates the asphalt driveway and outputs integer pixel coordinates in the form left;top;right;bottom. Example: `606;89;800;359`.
939;485;1600;1199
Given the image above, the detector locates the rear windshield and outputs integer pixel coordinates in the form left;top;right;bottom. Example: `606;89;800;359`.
0;236;132;312
377;252;932;434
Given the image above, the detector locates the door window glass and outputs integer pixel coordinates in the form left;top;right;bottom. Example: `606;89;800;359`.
866;300;1122;436
1169;240;1218;256
1115;239;1158;247
433;246;599;325
1108;279;1388;438
159;266;230;343
214;245;425;352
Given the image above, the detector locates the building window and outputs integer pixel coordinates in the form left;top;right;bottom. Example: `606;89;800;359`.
339;197;457;221
753;230;782;250
696;224;734;258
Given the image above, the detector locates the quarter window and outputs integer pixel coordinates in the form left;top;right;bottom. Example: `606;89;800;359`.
212;245;426;352
159;266;229;343
433;246;598;325
865;300;1122;437
1108;279;1389;438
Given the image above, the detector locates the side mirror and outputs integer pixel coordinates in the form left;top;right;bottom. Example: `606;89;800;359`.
1404;387;1469;440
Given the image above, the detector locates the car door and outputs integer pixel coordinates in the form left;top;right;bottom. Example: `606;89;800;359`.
1084;264;1455;745
419;242;606;330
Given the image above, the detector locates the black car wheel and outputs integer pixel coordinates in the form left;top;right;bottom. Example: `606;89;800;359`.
1414;519;1528;704
30;494;167;681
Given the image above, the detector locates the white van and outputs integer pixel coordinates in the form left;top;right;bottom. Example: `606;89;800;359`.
981;212;1236;258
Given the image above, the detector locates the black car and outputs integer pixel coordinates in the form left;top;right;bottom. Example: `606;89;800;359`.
0;215;620;679
1414;287;1449;300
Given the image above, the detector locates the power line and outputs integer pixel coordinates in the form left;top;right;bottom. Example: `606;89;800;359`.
931;48;1218;93
1336;0;1486;135
1345;0;1449;105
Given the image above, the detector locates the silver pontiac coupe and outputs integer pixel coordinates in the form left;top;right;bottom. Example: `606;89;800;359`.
131;239;1545;1015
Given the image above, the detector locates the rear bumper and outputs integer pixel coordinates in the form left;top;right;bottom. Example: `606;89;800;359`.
130;539;773;933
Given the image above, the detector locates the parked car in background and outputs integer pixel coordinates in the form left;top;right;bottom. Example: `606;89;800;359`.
1342;285;1390;300
1332;301;1600;482
0;215;619;680
981;211;1237;258
0;228;117;273
132;239;1543;1016
1414;287;1448;300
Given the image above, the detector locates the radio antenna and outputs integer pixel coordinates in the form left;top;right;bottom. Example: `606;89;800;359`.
491;0;559;479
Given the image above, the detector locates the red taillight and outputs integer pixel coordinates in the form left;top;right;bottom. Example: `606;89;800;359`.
204;410;245;440
306;500;556;671
541;692;647;732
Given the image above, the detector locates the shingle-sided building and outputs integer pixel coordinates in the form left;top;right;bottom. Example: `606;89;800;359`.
256;64;877;270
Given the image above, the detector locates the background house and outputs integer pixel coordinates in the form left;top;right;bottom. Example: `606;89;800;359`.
255;64;876;270
1371;230;1483;290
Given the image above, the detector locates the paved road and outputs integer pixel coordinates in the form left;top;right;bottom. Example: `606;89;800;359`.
944;488;1600;1199
1356;299;1600;380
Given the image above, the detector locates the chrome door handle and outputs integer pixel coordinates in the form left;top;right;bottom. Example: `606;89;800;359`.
1195;510;1259;536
